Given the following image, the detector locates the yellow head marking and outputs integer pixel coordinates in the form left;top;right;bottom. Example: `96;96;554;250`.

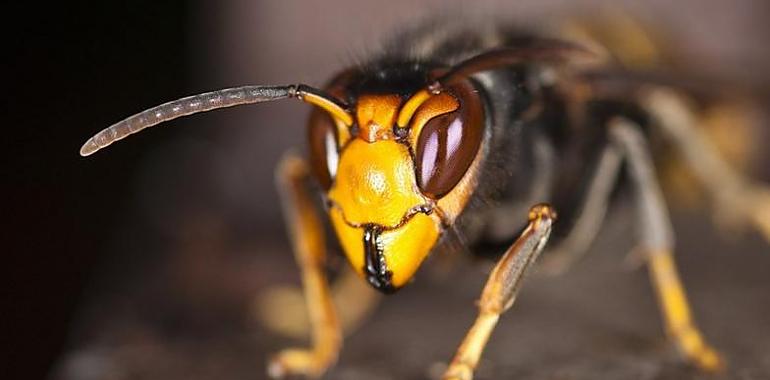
329;139;424;226
407;92;459;147
327;138;442;289
356;94;401;142
324;86;480;292
396;89;432;127
377;213;440;286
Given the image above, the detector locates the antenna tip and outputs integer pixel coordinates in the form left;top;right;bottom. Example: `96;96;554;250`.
80;139;99;157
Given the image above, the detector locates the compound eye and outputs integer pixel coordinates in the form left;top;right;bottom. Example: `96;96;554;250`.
308;109;340;190
415;84;483;199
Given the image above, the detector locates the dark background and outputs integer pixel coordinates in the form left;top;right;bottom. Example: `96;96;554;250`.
5;2;190;379
4;1;770;380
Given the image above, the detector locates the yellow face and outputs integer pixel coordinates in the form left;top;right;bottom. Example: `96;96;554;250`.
308;85;485;292
329;137;441;289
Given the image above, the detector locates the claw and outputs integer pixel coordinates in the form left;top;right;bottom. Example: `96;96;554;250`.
748;188;770;244
712;185;770;245
691;345;726;373
670;325;726;373
443;361;474;380
267;354;289;379
268;349;329;379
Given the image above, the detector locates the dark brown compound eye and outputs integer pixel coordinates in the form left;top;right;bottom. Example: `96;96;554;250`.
308;109;340;190
415;83;484;199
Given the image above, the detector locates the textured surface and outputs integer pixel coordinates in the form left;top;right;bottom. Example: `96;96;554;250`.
51;205;770;380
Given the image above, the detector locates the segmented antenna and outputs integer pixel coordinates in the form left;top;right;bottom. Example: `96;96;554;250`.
80;85;296;156
434;39;597;87
396;39;597;128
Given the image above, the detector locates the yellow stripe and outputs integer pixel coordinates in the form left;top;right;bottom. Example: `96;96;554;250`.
648;251;724;372
396;89;432;127
302;91;353;126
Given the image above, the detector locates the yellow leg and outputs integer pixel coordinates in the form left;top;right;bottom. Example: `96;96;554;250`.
610;118;724;372
443;204;556;380
648;251;724;371
258;265;380;340
644;89;770;244
541;144;623;274
751;190;770;242
267;154;340;379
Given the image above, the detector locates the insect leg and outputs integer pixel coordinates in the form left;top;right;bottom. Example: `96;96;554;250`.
267;153;341;379
643;89;770;243
258;265;380;340
609;118;725;372
541;143;624;274
443;204;556;380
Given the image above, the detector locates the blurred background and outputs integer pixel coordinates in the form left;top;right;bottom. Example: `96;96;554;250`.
4;1;769;379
